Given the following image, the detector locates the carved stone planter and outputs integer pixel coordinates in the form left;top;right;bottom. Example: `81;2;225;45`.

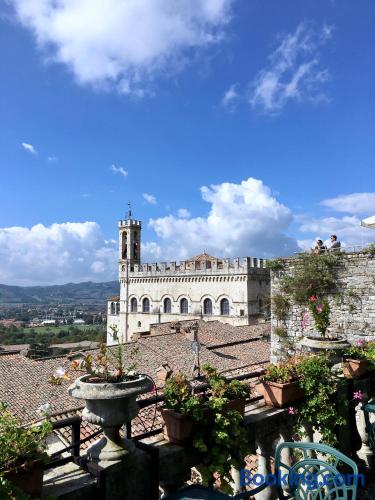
300;336;350;364
257;380;304;408
69;374;153;464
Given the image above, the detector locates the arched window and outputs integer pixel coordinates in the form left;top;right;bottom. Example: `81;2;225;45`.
110;302;116;315
203;298;212;315
130;297;137;312
180;298;188;314
116;302;120;315
142;298;150;313
163;298;172;313
220;298;229;316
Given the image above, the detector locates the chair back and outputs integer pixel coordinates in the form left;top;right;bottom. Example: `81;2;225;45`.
274;442;359;500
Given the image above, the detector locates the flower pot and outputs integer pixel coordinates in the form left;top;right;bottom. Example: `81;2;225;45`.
68;374;153;464
343;358;370;379
300;336;350;364
4;459;44;497
225;398;246;417
257;380;304;408
160;408;195;445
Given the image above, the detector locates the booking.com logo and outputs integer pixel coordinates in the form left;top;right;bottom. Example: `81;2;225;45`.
240;470;365;490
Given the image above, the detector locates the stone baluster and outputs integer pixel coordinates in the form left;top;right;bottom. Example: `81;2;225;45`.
255;434;277;500
356;402;374;470
230;466;241;495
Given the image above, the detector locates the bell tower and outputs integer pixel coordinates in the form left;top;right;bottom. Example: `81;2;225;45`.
118;203;141;269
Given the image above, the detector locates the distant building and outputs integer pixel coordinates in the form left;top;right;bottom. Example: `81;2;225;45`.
107;210;270;345
73;319;85;325
41;320;56;326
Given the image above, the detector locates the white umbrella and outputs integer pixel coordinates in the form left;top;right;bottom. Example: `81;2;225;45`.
361;215;375;228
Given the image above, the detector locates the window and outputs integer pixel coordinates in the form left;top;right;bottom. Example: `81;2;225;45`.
110;302;116;315
180;298;188;314
138;321;142;327
240;309;245;317
220;298;230;316
116;302;120;315
163;298;172;313
142;298;150;313
130;297;138;312
203;298;212;315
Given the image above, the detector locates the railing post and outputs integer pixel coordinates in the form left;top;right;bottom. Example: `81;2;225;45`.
255;435;277;500
71;419;80;459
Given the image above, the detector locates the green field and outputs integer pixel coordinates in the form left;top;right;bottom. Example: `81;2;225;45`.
23;324;98;334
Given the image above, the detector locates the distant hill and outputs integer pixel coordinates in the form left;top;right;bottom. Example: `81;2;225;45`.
0;281;119;304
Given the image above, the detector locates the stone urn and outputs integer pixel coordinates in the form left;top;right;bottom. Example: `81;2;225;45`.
69;374;153;464
300;335;350;364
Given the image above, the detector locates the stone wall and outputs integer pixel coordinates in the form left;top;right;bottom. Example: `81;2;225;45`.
271;252;375;362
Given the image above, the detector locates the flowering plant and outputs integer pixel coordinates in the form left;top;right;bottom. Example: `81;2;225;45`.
50;326;139;385
308;295;330;336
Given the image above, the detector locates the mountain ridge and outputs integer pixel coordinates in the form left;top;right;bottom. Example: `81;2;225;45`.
0;281;119;304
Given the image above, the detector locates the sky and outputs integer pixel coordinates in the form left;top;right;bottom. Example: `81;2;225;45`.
0;0;374;285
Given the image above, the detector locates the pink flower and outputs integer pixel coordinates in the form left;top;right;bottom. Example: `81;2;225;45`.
301;311;310;329
151;384;156;394
356;339;365;347
288;407;297;415
316;304;323;313
308;295;317;302
353;390;364;401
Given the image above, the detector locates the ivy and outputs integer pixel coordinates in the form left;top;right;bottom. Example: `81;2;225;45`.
272;294;290;321
266;258;285;271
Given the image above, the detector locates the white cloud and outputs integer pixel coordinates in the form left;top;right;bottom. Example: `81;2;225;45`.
221;83;240;110
111;164;128;178
0;222;116;285
177;208;191;219
47;155;58;162
249;21;332;113
10;0;233;95
21;142;37;155
321;193;375;215
147;177;298;260
143;193;157;205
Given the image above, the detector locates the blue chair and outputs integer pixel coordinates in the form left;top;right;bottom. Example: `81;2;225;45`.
164;442;359;499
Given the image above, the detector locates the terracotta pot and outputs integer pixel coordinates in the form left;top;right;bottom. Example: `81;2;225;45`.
225;398;246;417
257;380;304;408
343;358;370;379
4;459;44;497
160;408;195;445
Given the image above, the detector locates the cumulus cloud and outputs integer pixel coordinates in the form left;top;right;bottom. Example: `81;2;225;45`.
146;177;298;261
10;0;233;95
143;193;157;205
111;164;128;178
321;193;375;215
177;208;191;219
249;21;332;113
21;142;37;154
0;222;117;285
221;83;240;110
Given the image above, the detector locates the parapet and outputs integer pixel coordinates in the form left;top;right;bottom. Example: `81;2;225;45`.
118;219;142;228
125;257;268;276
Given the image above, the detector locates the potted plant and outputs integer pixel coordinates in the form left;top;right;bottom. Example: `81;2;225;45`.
202;364;249;417
0;402;52;497
257;357;304;408
300;296;349;360
160;372;202;444
342;340;373;379
52;329;153;464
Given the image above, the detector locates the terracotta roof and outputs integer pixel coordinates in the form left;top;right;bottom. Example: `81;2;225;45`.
187;252;218;262
108;295;120;301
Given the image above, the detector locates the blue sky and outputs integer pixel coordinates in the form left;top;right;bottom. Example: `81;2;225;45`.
0;0;374;285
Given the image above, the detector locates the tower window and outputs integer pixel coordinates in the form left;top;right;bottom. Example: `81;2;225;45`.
142;298;150;313
203;298;212;315
130;297;138;312
220;298;230;316
116;302;120;315
163;298;172;314
180;298;188;314
110;302;116;315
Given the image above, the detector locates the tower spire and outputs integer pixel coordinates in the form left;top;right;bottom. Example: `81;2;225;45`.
127;201;132;219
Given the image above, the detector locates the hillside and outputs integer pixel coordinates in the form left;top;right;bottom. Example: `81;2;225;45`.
0;281;119;304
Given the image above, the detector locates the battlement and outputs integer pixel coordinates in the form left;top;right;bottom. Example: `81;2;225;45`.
120;257;268;276
118;219;142;228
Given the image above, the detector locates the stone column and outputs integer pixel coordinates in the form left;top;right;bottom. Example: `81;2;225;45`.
255;435;277;500
356;402;374;470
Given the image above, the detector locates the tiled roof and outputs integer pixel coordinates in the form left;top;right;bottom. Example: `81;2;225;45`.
187;252;218;262
0;322;270;426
